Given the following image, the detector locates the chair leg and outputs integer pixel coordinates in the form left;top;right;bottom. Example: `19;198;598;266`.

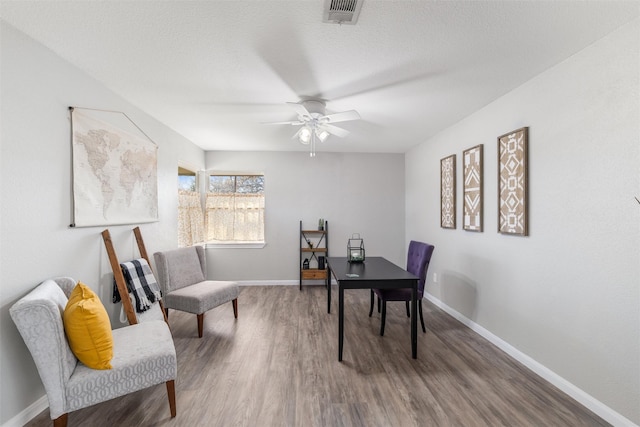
380;301;387;336
405;301;410;317
419;300;426;333
232;298;238;318
166;380;177;417
369;290;374;317
197;313;204;338
53;414;68;427
377;296;381;313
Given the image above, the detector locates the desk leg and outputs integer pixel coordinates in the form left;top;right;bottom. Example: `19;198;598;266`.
327;267;332;314
411;284;417;359
338;285;344;361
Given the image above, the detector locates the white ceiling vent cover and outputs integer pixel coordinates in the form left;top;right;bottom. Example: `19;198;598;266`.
323;0;363;25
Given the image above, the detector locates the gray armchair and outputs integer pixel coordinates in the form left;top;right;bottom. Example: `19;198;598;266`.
154;246;239;338
10;277;177;427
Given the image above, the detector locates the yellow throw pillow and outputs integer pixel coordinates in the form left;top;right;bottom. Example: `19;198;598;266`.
63;282;113;370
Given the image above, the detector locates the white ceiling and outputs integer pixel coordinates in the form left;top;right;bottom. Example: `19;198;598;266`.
1;1;638;154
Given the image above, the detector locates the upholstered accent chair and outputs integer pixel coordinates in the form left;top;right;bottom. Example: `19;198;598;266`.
369;241;435;336
154;246;239;338
9;277;177;427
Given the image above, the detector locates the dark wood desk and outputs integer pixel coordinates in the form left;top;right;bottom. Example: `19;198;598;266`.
326;256;419;361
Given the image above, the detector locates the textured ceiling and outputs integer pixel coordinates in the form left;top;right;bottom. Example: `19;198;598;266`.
1;1;638;154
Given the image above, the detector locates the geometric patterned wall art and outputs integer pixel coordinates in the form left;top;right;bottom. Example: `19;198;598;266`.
498;127;529;236
463;144;483;232
440;154;456;229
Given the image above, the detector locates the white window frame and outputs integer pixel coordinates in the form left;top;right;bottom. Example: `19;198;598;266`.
204;171;266;249
177;165;206;248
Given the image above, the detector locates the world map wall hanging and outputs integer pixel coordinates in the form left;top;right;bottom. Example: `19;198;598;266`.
70;107;158;227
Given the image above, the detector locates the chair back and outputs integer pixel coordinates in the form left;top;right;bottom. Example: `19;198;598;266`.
154;246;206;294
406;241;435;297
9;277;79;418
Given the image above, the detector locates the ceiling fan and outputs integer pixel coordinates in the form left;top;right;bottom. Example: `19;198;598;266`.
264;99;360;157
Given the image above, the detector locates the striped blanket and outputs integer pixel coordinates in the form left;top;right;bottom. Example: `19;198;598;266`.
112;258;162;313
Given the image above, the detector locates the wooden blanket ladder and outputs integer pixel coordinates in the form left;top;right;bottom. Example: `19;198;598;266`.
101;227;168;325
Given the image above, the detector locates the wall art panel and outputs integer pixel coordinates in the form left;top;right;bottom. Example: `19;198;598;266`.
463;144;483;232
440;154;456;229
498;127;528;236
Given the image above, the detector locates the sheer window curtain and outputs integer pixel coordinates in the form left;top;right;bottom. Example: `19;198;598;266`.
178;189;205;247
206;193;264;242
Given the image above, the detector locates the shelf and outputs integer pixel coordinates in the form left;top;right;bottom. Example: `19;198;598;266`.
300;220;328;288
301;269;328;280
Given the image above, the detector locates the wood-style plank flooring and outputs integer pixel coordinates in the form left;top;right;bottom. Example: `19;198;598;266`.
26;285;608;426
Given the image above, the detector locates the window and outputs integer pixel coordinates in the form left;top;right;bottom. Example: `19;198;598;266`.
177;167;205;247
205;174;265;245
178;169;196;192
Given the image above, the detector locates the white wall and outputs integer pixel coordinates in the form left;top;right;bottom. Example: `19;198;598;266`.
204;151;406;281
405;19;639;425
0;23;205;425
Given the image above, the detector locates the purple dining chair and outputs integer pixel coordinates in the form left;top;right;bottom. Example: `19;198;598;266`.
369;241;435;336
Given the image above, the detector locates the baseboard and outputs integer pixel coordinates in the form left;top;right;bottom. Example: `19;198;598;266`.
1;395;48;427
236;280;331;286
424;293;638;427
236;279;298;286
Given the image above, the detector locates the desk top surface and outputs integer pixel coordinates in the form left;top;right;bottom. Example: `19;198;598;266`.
327;256;417;282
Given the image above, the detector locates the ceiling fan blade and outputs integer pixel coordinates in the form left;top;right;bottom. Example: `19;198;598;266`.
262;120;305;125
323;65;441;102
321;110;361;124
256;23;320;99
323;124;350;138
286;102;312;119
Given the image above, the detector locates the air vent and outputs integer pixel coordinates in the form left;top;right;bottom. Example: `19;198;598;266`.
323;0;363;25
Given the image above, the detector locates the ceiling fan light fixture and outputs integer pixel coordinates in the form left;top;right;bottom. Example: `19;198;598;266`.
264;98;360;158
316;129;330;142
298;127;312;144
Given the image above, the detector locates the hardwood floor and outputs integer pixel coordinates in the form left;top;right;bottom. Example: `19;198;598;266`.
26;286;608;426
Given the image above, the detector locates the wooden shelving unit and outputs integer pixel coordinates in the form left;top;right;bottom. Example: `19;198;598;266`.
299;220;328;290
